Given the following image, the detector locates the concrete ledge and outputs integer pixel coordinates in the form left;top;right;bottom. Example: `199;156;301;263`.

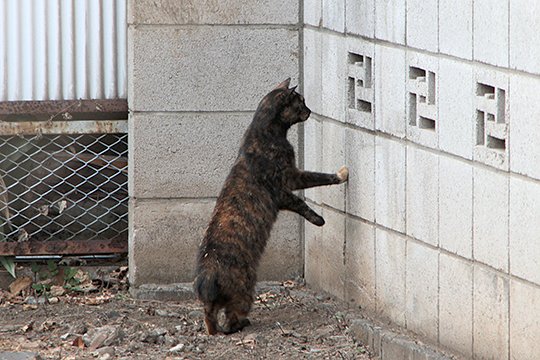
129;281;286;302
348;318;457;359
130;282;196;302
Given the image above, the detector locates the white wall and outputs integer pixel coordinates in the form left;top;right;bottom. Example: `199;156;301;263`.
303;1;540;358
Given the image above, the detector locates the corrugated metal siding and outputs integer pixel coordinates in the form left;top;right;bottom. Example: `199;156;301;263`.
0;0;127;102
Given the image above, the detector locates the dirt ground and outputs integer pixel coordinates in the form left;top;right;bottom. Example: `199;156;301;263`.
0;266;372;360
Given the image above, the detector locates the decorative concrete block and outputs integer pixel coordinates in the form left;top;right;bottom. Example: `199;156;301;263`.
510;280;540;360
374;44;406;138
319;208;346;299
406;146;439;246
438;58;474;160
439;0;473;59
406;51;439;149
509;75;540;180
303;28;323;115
322;0;345;32
473;266;509;359
304;0;322;26
375;228;406;327
375;0;406;44
129;199;215;286
473;166;509;272
345;37;375;129
304;203;323;286
321;31;347;122
439;156;473;258
346;0;375;37
304;115;323;204
473;0;509;67
439;254;473;358
322;121;346;211
128;0;299;25
406;241;438;342
129;26;299;112
406;0;438;52
130;112;251;199
509;177;540;285
375;137;406;233
259;212;302;281
510;0;540;75
345;218;376;313
473;66;509;171
345;128;375;222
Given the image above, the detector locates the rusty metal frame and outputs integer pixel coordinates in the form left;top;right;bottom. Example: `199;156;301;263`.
0;239;126;256
0;99;128;121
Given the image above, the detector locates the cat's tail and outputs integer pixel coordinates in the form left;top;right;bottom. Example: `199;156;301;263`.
194;270;220;304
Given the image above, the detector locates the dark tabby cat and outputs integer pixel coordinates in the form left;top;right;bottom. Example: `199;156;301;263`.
194;78;349;335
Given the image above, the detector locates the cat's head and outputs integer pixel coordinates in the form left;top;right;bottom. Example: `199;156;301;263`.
273;78;311;126
258;78;312;127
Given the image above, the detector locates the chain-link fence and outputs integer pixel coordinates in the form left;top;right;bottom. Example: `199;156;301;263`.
0;131;127;244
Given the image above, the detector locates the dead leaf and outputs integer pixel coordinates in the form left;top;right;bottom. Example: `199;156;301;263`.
50;285;65;297
9;276;32;296
17;228;29;242
72;336;85;348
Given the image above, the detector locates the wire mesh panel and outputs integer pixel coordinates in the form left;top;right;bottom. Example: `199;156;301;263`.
0;130;127;244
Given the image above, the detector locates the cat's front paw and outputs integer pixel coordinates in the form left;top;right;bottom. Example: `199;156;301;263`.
337;166;349;183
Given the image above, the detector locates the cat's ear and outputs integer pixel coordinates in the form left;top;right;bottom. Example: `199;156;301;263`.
274;78;291;90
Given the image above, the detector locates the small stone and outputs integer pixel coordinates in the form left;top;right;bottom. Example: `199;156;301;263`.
25;296;46;305
188;310;204;319
140;327;168;344
70;323;87;335
85;326;124;350
48;297;59;304
0;352;40;360
95;346;115;359
164;334;177;347
169;343;185;353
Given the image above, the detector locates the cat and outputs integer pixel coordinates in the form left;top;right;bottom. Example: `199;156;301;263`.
194;78;349;335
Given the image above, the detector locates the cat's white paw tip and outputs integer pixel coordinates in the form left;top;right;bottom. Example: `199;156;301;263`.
337;166;349;182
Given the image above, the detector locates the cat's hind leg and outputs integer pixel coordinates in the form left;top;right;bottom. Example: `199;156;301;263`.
222;296;252;334
203;302;222;335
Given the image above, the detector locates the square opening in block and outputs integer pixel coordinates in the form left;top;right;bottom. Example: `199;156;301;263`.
348;52;363;65
487;113;495;122
409;66;426;80
496;88;506;124
409;93;417;126
487;135;506;150
476;110;485;145
419;116;436;130
364;56;372;87
476;82;495;98
428;71;436;104
357;99;372;113
348;77;355;109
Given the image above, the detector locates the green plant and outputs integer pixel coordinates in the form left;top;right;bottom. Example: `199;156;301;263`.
0;256;16;278
32;282;51;295
63;266;82;291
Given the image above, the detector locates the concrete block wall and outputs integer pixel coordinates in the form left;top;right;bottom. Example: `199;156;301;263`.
127;0;302;287
304;1;540;358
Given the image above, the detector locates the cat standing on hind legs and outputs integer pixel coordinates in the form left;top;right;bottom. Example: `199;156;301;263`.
194;78;349;335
